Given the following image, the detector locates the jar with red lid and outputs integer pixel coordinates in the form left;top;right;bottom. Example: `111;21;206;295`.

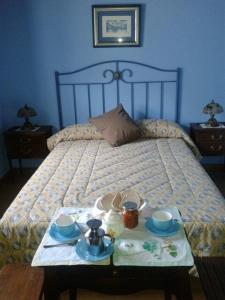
122;201;138;229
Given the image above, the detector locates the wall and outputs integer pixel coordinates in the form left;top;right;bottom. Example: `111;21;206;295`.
0;104;7;177
24;0;225;127
0;0;36;129
0;0;36;174
0;0;225;174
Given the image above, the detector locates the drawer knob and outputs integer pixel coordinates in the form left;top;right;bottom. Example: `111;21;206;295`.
218;145;222;151
219;135;223;140
20;148;32;155
211;135;215;140
210;145;215;150
20;138;31;144
113;270;118;276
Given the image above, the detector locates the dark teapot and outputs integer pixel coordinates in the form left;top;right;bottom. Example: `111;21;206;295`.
85;219;114;256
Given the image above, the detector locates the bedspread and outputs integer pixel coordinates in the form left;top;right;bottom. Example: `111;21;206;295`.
0;120;224;266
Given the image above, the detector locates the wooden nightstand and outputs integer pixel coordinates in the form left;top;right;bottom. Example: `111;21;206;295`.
4;126;52;172
190;123;225;157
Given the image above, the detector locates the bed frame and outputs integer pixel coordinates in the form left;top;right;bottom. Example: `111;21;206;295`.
55;60;181;129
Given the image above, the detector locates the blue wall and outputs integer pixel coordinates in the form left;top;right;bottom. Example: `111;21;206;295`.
0;0;36;128
0;106;7;177
0;0;35;175
0;0;225;174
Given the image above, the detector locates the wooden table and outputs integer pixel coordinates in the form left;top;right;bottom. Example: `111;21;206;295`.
0;264;44;300
32;207;193;300
43;261;193;300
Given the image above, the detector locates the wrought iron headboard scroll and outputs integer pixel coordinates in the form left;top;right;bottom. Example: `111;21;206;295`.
55;60;181;129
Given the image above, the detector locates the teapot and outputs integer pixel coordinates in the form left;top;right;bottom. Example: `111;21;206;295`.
103;209;124;238
84;219;114;256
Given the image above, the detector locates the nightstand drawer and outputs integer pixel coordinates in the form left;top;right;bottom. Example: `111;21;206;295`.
195;132;225;143
197;140;225;155
19;139;49;158
190;123;225;157
4;126;52;159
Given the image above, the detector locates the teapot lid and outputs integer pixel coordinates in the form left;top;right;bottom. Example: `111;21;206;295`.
87;219;102;229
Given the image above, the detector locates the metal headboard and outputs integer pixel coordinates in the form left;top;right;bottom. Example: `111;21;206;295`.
55;60;181;129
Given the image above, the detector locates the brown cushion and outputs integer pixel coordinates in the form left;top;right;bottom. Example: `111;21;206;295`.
90;104;141;146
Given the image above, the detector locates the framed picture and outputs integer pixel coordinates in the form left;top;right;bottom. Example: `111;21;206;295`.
92;5;141;47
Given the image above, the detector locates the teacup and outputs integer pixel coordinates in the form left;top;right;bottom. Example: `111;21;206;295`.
152;210;173;231
54;214;75;236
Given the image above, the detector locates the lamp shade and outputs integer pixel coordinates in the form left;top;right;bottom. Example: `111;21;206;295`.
17;105;37;118
203;100;223;116
203;100;223;127
17;104;37;129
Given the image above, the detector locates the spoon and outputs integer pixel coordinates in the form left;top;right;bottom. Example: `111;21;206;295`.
44;239;78;248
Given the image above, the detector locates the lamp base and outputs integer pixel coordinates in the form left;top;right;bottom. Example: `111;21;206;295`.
206;117;219;127
22;117;34;130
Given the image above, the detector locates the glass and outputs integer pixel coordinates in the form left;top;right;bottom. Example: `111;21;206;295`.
122;201;138;229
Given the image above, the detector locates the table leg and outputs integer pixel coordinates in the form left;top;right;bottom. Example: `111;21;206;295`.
7;156;15;183
18;158;23;174
43;269;61;300
164;288;172;300
175;269;193;300
7;156;12;173
69;289;77;300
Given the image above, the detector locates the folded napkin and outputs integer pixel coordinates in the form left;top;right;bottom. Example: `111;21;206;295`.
116;239;161;257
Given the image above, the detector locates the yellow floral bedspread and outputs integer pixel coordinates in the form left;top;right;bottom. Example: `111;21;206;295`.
0;120;224;266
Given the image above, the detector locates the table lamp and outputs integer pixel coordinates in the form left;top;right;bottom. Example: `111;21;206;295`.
203;100;223;127
17;104;37;129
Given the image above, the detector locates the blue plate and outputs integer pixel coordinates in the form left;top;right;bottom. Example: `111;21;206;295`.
49;223;81;242
76;238;114;262
145;218;180;237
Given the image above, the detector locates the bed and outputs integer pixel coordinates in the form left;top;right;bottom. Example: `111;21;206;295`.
0;60;225;267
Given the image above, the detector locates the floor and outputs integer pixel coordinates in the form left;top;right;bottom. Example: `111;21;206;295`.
1;167;225;300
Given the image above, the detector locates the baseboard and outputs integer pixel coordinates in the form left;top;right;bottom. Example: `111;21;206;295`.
203;164;225;173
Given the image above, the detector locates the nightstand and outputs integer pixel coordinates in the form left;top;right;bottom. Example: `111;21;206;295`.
4;126;52;172
190;123;225;158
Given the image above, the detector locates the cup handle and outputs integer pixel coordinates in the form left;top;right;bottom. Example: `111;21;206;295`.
51;223;57;230
103;233;115;249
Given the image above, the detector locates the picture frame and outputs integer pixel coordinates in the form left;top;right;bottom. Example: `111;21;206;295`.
92;5;141;47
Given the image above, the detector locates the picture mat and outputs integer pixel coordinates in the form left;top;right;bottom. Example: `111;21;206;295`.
102;16;131;38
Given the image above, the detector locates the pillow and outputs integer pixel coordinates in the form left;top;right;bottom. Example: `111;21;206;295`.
47;123;103;151
90;104;141;146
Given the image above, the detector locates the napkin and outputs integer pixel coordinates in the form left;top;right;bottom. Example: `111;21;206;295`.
115;239;161;259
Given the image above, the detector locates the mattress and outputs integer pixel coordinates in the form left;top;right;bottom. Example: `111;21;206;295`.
0;120;225;266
